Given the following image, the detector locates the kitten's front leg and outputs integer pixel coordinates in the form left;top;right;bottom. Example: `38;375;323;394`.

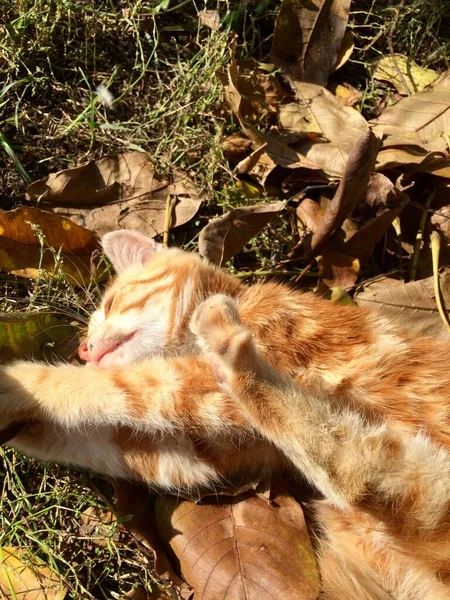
191;295;450;537
0;359;179;432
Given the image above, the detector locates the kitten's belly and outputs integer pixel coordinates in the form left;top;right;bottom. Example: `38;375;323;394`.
10;422;129;479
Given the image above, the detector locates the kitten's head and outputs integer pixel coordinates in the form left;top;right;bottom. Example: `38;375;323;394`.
79;230;242;366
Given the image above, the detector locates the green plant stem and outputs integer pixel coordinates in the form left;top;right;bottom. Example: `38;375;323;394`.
410;188;436;281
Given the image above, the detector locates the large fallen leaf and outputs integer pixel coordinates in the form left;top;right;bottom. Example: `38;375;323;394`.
199;201;286;266
0;312;75;362
371;54;439;96
0;207;100;285
271;0;351;88
26;152;203;238
371;70;450;151
355;276;450;337
282;81;369;176
156;489;320;600
0;546;67;599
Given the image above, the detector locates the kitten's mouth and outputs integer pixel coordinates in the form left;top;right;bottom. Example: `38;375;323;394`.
93;332;138;365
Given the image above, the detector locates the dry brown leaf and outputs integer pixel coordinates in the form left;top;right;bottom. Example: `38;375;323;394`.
155;488;320;600
26;152;203;238
332;28;354;72
79;506;119;548
431;206;450;244
198;9;220;30
371;70;450;152
317;248;360;289
0;547;67;599
219;44;321;184
371;54;439;96
0;207;100;284
297;170;407;289
0;313;75;363
376;148;450;178
355;276;450;337
221;135;253;165
199;201;286;266
219;58;290;126
282;81;369;176
123;584;172;600
343;173;409;262
307;130;380;258
271;0;351;88
329;82;362;108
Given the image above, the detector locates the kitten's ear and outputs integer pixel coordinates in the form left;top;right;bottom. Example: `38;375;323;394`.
102;230;165;274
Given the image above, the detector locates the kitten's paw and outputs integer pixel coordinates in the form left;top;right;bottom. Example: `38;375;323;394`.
190;295;255;378
190;294;240;339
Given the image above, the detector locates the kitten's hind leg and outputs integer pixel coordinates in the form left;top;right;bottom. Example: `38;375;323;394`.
191;295;450;549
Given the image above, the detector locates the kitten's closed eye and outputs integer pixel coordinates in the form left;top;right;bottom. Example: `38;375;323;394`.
103;294;115;316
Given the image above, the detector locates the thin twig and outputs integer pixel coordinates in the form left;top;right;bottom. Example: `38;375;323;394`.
386;0;411;96
410;187;436;281
430;231;450;333
163;194;176;246
234;270;320;278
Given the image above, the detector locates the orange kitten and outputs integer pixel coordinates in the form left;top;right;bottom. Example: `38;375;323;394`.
2;229;450;598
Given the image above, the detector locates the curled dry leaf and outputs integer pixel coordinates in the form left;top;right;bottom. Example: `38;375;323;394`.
307;130;380;259
282;81;369;176
0;207;100;285
332;28;354;72
297;168;407;289
376;148;450;178
198;9;220;30
26;152;203;238
371;70;450;151
0;546;67;599
271;0;351;88
355;275;450;338
0;313;75;362
218;57;291;126
155;488;320;600
219;44;321;184
370;54;439;96
199;201;286;266
343;173;409;262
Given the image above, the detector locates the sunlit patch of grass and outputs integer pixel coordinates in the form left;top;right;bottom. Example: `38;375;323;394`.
0;449;157;599
348;0;450;118
0;1;234;204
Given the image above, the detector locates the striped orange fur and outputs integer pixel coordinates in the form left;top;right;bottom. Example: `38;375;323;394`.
3;229;450;598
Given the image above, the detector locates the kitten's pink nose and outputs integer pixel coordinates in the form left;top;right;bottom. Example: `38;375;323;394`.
78;341;91;362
